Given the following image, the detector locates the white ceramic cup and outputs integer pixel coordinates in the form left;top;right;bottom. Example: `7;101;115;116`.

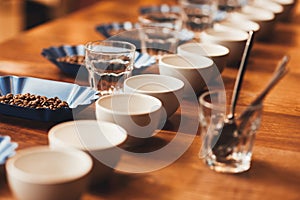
199;26;249;68
124;74;184;118
269;0;295;22
251;0;284;19
177;42;229;74
48;120;127;186
158;54;214;97
236;5;276;41
95;93;163;145
6;146;92;200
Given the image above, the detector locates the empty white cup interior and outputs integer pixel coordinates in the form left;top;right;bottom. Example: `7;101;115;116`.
271;0;294;5
97;93;162;115
218;14;260;32
177;42;229;57
48;120;127;151
238;5;275;21
6;146;92;184
252;0;284;14
201;27;249;42
124;74;184;94
160;54;213;69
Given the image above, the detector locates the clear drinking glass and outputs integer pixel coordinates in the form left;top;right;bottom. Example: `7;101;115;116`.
138;11;183;31
138;27;180;60
199;90;262;173
85;40;136;96
218;0;248;12
179;0;218;39
138;8;183;59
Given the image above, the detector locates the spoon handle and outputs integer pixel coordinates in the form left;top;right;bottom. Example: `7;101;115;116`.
238;55;289;121
251;55;289;106
229;30;254;119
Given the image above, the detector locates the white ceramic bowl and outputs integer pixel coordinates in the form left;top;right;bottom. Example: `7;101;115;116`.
95;93;163;145
177;42;229;74
200;26;249;68
6;146;92;200
236;5;276;41
158;54;214;96
124;74;184;118
48;120;127;185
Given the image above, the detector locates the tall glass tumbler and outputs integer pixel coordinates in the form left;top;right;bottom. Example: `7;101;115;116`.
199;90;263;173
179;0;218;39
85;40;136;96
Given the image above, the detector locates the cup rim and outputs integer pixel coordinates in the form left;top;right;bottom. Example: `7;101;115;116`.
159;54;214;69
85;40;136;54
6;146;93;184
48;120;128;151
219;16;260;32
202;28;249;42
178;42;230;57
96;93;162;116
253;0;284;14
272;0;294;5
124;74;185;94
240;5;275;21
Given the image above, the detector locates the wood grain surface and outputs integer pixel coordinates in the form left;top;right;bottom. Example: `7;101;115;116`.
0;0;299;199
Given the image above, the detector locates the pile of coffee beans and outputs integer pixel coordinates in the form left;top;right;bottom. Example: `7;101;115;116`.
0;93;69;110
56;55;131;67
57;55;85;65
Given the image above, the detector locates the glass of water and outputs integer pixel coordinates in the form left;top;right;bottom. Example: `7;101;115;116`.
85;40;136;96
138;11;183;31
218;0;248;12
138;27;180;59
179;0;218;39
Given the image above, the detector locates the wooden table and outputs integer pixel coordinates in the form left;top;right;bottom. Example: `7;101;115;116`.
0;0;299;199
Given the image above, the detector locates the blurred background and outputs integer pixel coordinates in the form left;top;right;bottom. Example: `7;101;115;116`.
0;0;98;42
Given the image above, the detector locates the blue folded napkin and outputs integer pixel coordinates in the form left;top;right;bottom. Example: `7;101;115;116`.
0;135;18;165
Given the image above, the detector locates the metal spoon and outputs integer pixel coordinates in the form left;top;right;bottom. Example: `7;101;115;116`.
238;55;289;130
213;54;289;159
212;30;254;158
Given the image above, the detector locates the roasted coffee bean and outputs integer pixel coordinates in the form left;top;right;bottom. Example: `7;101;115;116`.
6;93;13;99
0;93;69;110
57;55;131;67
57;55;85;65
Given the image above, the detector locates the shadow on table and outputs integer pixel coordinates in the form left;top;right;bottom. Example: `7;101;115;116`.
234;159;300;192
0;114;56;132
88;172;171;199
